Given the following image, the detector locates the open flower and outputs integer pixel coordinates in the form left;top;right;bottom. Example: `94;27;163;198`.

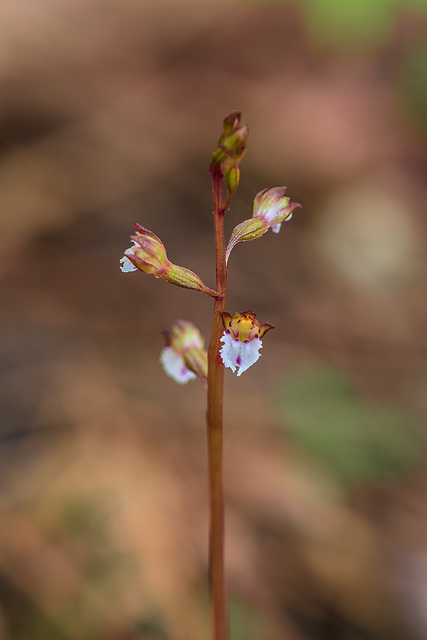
253;187;300;233
160;320;207;384
120;224;168;276
225;187;301;263
120;224;218;297
219;311;274;376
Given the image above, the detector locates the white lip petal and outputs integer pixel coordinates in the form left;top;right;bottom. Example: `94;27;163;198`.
119;254;138;272
235;337;262;376
160;346;196;384
120;241;140;272
220;332;262;376
220;332;239;373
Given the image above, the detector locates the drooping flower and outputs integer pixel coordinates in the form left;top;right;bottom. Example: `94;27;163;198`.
120;224;169;276
160;320;207;384
120;224;218;297
219;311;274;376
225;187;302;263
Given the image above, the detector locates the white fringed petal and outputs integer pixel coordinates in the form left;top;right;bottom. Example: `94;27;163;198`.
120;254;138;272
119;241;138;272
220;332;262;376
160;346;196;384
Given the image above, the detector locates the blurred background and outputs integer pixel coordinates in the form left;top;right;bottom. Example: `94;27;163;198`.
1;0;427;638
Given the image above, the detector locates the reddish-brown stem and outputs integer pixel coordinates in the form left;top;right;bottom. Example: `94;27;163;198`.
206;162;228;640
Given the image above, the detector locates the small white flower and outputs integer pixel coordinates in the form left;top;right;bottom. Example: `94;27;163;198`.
219;310;274;376
220;332;263;376
119;241;138;272
160;346;197;384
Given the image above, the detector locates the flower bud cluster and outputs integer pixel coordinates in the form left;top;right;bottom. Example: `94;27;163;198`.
211;111;249;200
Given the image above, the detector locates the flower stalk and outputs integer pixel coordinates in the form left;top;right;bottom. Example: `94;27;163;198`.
206;160;228;640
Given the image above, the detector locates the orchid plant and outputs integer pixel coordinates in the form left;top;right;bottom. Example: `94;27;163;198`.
120;112;301;640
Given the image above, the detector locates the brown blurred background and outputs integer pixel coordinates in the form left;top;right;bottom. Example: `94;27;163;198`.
1;0;427;638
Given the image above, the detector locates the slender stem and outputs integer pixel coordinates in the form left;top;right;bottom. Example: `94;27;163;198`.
206;162;228;640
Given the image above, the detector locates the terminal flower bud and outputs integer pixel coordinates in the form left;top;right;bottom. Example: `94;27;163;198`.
221;111;242;137
219;311;274;376
220;125;249;159
212;111;249;172
160;320;207;384
120;224;218;297
225;187;301;263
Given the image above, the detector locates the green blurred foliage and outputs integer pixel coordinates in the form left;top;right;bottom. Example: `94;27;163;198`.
278;364;421;488
300;0;395;51
134;614;170;640
237;0;427;52
229;599;270;640
400;45;427;132
54;495;128;589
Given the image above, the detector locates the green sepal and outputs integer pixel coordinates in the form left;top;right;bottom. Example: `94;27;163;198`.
225;218;266;264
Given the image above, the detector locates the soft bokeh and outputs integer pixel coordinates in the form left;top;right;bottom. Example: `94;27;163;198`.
1;1;427;638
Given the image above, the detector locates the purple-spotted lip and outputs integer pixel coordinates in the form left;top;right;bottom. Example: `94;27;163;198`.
226;330;260;344
219;329;263;376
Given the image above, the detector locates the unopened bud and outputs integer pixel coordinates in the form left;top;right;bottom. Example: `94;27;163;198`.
221;111;241;137
212;113;249;171
225;166;240;198
220;125;248;159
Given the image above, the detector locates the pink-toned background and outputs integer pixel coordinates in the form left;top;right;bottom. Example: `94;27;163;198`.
1;1;427;638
